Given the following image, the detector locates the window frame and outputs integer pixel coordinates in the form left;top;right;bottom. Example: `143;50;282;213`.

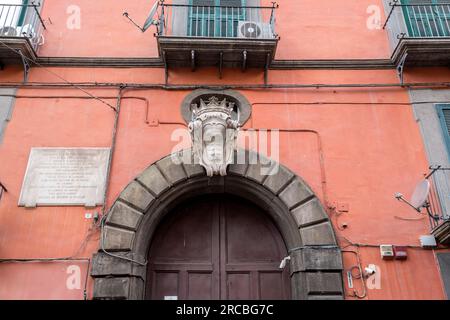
437;103;450;159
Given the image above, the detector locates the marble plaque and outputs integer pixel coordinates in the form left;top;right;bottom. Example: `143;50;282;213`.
19;148;110;207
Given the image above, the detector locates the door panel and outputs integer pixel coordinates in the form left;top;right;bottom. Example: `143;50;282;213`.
227;273;251;300
146;195;290;300
151;272;179;300
259;272;284;300
188;272;213;299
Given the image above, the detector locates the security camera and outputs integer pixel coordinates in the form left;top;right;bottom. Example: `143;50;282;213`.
279;256;291;269
364;264;377;277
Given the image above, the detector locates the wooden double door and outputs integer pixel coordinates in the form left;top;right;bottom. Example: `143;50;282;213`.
146;195;291;300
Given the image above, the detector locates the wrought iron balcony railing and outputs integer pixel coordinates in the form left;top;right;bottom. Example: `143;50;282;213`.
157;2;278;40
385;1;450;38
0;2;45;51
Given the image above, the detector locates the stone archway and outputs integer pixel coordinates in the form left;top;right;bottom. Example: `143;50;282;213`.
91;149;344;300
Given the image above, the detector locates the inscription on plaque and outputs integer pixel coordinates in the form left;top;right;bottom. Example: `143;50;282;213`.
19;148;110;207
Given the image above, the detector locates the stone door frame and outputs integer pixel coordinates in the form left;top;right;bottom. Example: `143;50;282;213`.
91;149;344;300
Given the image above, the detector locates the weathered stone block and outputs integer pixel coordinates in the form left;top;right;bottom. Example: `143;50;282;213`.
263;165;294;195
306;272;343;295
91;253;146;278
290;248;343;273
93;277;144;300
246;161;278;184
184;163;205;178
175;149;205;178
302;248;343;271
102;226;135;251
279;179;314;209
157;155;187;185
137;165;170;196
119;181;154;212
228;151;248;176
300;222;337;246
308;295;344;300
106;201;144;231
291;198;328;228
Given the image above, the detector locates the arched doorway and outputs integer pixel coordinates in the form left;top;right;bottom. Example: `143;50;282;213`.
147;195;291;300
91;149;344;300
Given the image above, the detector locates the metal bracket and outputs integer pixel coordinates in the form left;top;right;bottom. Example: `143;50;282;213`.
0;182;7;202
191;50;196;72
264;53;271;86
383;0;399;30
219;52;223;79
163;50;168;85
396;52;408;86
18;50;31;83
242;50;247;72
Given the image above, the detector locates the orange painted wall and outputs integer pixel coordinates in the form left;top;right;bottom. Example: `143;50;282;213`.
0;1;449;300
37;0;390;59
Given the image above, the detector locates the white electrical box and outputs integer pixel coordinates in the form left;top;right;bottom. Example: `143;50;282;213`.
420;235;437;248
380;245;394;260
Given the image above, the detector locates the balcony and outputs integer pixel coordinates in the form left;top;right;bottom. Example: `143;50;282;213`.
156;1;279;78
384;1;450;68
0;2;45;77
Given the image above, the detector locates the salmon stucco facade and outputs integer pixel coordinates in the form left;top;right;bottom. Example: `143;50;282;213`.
0;0;450;300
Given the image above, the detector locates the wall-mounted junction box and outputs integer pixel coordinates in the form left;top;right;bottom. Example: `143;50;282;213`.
380;245;394;260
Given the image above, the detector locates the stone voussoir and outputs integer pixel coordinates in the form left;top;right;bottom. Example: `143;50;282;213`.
106;201;144;231
228;150;249;176
119;181;154;212
279;178;314;209
291;197;328;228
102;225;135;251
137;165;170;197
178;149;205;178
263;164;294;195
245;153;276;184
300;222;337;246
156;155;188;185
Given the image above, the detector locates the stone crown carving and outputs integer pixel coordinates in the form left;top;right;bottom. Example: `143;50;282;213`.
189;96;239;177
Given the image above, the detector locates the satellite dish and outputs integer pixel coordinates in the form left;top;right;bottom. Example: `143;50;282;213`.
410;179;430;209
123;1;159;32
142;1;160;31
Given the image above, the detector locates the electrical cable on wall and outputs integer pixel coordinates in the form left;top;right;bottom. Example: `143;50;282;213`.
0;39;118;112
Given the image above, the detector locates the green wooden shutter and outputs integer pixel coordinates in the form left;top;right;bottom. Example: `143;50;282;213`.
17;0;28;26
189;0;246;37
437;104;450;158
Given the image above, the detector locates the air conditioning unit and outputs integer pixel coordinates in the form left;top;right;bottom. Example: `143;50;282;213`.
1;24;45;46
237;21;274;39
0;26;19;36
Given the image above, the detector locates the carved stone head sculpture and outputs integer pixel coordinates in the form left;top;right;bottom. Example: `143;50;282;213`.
189;96;239;177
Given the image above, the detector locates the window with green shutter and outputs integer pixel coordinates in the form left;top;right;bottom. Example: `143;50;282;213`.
437;104;450;158
401;0;450;37
188;0;247;37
